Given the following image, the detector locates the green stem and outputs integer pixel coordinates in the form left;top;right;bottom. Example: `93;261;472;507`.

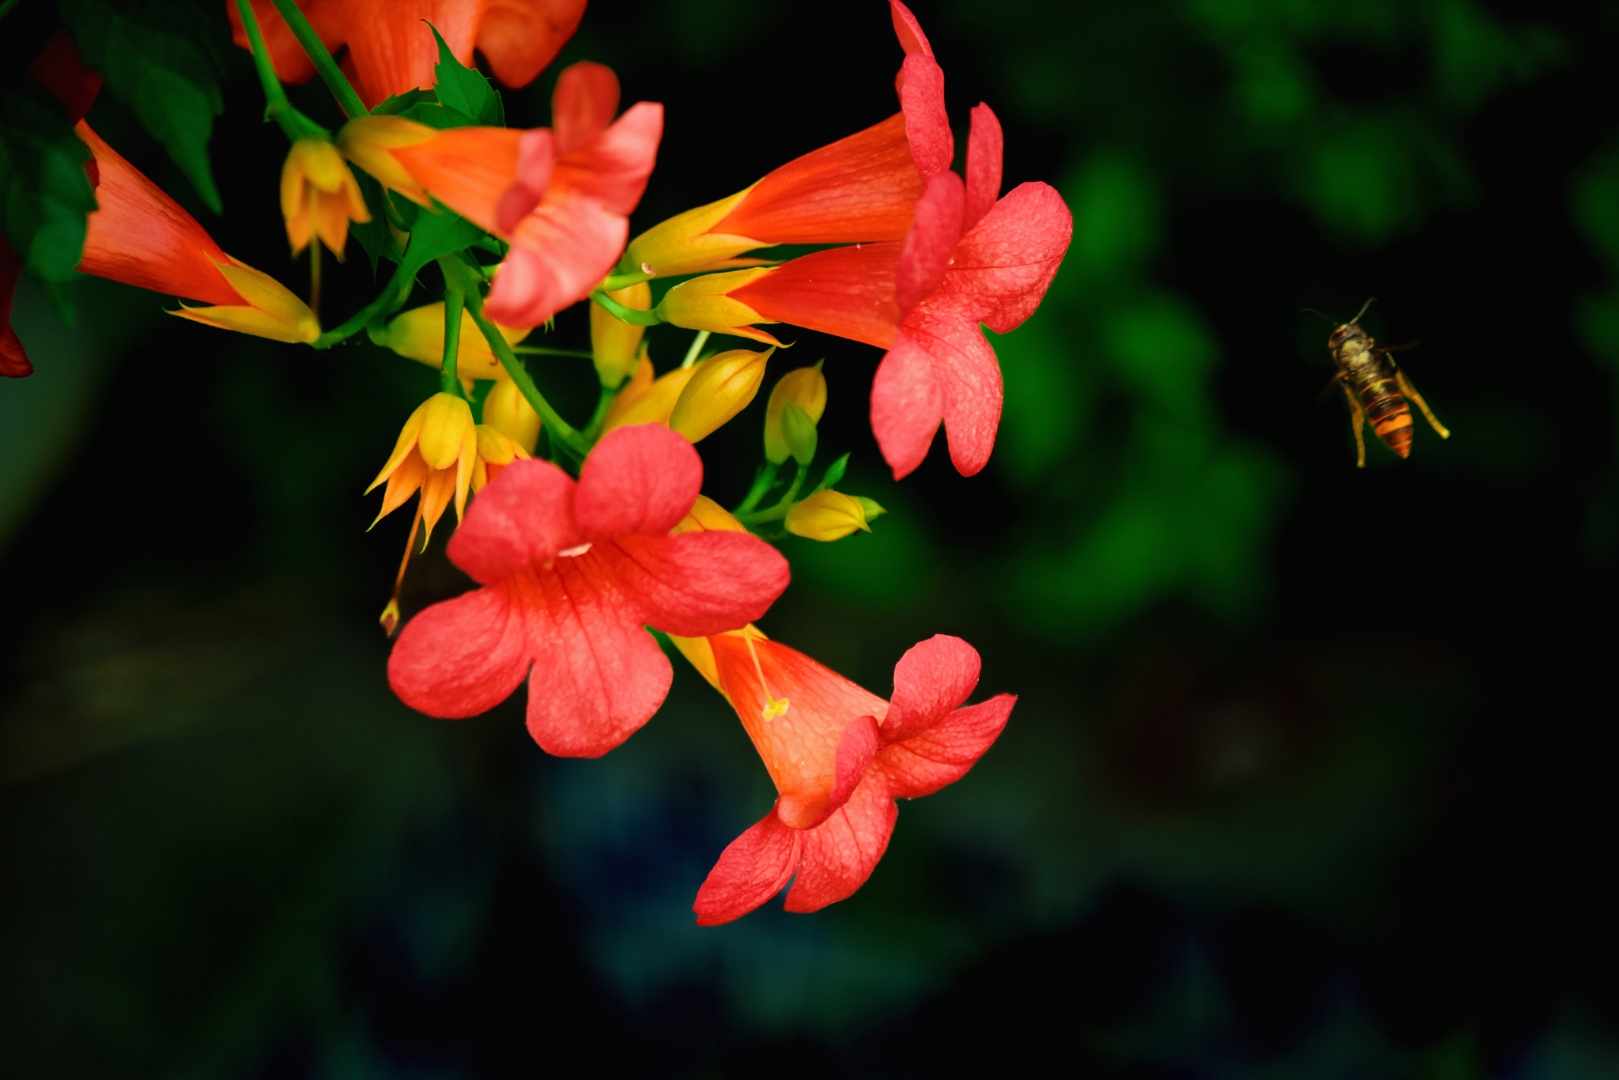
733;462;780;516
268;0;369;119
512;345;594;359
314;261;412;349
680;330;710;370
590;288;664;327
448;260;587;456
581;385;617;443
234;0;328;141
738;464;808;524
602;268;653;291
440;287;464;396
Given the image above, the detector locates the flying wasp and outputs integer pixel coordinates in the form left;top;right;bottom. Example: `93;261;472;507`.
1316;299;1450;468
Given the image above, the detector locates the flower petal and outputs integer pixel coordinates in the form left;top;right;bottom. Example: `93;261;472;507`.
485;192;628;327
574;423;703;540
896;170;965;315
783;775;898;913
881;634;982;745
523;551;674;757
388;578;532;718
963;103;1003;233
868;328;943;480
552;60;620;156
947;180;1072;334
901;307;1004;477
444;457;581;585
899;52;952;180
392;126;525;235
604;532;789;637
551;101;664;215
890;0;935;56
879;694;1015;799
477;0;586;92
825;714;880;823
694;808;803;926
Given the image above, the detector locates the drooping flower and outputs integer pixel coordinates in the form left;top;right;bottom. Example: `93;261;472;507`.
366;392;479;542
387;423;790;757
74;121;320;343
228;0;587;109
658;109;1069;480
1;238;29;378
678;624;1013;923
280;137;369;256
341;62;662;328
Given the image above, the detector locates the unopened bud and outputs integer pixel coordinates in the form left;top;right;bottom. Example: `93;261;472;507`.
417;392;477;470
764;362;827;465
591;281;652;388
482;378;541;453
370;302;529;381
602;351;704;433
669;347;773;443
779;403;818;466
674;494;750;535
784;490;874;542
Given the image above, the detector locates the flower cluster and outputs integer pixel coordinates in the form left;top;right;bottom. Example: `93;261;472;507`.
3;0;1070;922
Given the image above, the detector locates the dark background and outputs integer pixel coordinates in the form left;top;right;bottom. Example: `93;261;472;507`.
4;0;1619;1075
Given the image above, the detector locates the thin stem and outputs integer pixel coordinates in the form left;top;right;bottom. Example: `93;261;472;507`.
233;0;328;140
446;259;587;456
733;462;780;517
738;463;809;524
581;385;617;443
379;501;423;637
512;345;594;359
309;236;322;320
268;0;368;119
590;288;664;326
313;260;412;349
440;287;464;396
602;268;653;291
680;330;710;370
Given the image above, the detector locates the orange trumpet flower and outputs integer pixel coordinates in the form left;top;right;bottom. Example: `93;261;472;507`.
228;0;587;109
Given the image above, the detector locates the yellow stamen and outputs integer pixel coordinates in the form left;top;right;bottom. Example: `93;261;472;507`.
380;501;423;637
744;633;789;722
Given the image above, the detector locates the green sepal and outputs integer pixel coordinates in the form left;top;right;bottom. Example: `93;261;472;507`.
0;84;97;323
63;0;226;214
781;402;818;466
428;23;504;127
815;453;850;493
853;496;887;523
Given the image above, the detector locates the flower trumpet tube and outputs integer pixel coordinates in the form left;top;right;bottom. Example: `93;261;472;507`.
764;363;827;465
669;348;774;443
229;0;588;109
654;269;783;347
679;628;1014;924
371;302;531;380
356;62;663;328
387;424;791;757
366;392;479;542
280;137;369;257
73;122;320;344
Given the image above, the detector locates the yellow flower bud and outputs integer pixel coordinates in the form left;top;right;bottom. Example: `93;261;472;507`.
471;424;530;492
764;362;828;465
785;490;875;542
482;378;541;453
655;269;783;347
371;302;530;381
591;281;651;388
669;347;774;443
602;353;704;433
280;137;370;257
673;494;750;535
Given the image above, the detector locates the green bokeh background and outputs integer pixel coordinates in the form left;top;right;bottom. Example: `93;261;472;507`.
4;0;1619;1074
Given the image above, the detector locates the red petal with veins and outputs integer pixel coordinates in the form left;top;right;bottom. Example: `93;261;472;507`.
694;809;803;926
896;171;965;315
445;457;581;584
880;694;1015;799
825;715;881;823
881;634;981;745
603;533;790;639
574;423;701;539
784;775;898;913
388;578;533;718
890;0;935;57
732;242;903;350
898;52;952;180
947;180;1073;334
868;328;943;479
962;103;1003;233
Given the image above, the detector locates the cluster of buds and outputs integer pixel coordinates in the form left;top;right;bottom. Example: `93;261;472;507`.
3;0;1071;924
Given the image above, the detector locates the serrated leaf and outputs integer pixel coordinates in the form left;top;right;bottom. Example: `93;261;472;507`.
0;86;97;321
371;88;438;116
427;23;503;127
350;171;400;274
397;101;478;130
816;453;850;492
63;0;225;213
394;205;484;307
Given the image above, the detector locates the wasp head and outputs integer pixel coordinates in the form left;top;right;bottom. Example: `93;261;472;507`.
1328;323;1365;351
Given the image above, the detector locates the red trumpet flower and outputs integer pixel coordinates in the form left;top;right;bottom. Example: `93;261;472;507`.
229;0;587;109
347;61;661;328
387;424;790;758
1;239;29;378
686;630;1014;924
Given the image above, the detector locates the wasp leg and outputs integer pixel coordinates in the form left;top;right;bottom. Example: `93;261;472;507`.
1341;381;1367;468
1393;369;1451;439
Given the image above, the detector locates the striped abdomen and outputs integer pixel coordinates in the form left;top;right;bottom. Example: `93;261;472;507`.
1355;372;1413;458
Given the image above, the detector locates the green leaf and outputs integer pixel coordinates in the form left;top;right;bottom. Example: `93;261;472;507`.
63;0;226;214
370;88;438;117
349;171;401;275
427;23;503;127
394;205;484;307
816;453;850;492
0;85;97;321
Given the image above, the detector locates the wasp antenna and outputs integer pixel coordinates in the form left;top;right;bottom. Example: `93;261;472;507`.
1348;297;1378;325
1300;308;1334;324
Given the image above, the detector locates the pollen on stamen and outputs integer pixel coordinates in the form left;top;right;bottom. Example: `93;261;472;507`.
559;542;593;558
762;697;790;722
